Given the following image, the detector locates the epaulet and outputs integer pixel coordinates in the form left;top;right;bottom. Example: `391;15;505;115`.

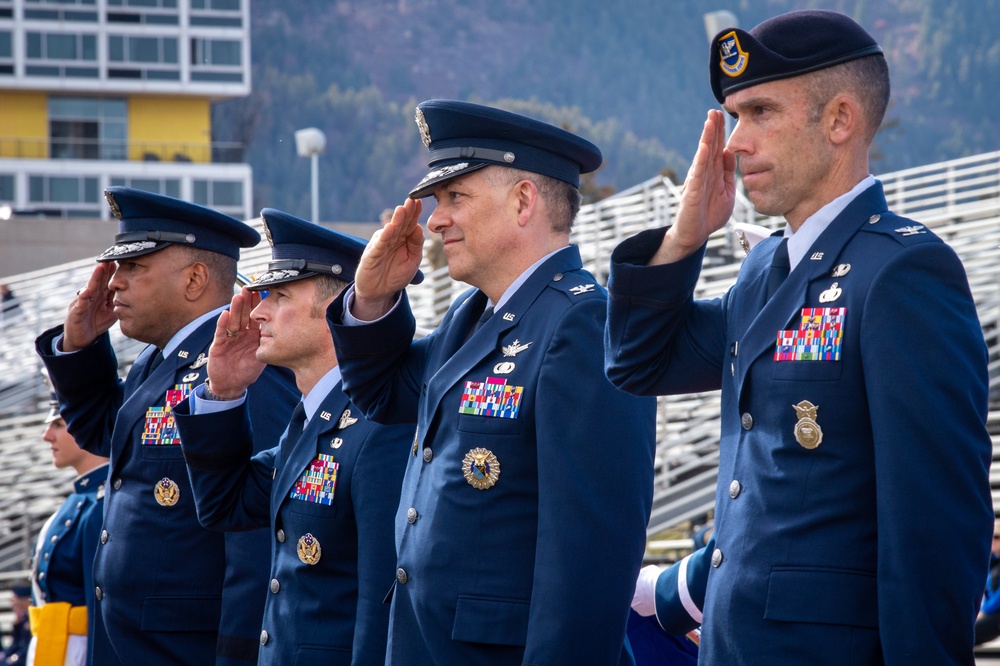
860;212;939;246
546;270;605;301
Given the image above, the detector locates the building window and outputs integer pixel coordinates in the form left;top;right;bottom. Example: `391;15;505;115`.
108;177;180;199
49;98;127;161
107;0;178;7
0;174;13;202
29;174;100;215
0;31;12;75
107;34;180;79
24;0;97;21
189;37;242;82
193;179;243;210
26;32;97;61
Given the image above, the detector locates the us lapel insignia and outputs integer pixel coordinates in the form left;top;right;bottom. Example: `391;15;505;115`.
818;282;842;303
502;312;515;322
569;284;596;295
501;339;532;357
338;409;358;429
463;448;500;490
319;411;332;421
810;252;824;261
792;400;823;450
830;264;851;278
297;533;322;565
177;350;189;359
181;372;200;383
189;353;208;369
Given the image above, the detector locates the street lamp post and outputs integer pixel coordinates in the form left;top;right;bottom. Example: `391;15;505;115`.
294;127;327;222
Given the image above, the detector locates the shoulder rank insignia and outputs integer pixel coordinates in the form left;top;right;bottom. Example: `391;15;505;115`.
895;225;926;236
463;448;500;490
501;339;532;357
338;409;358;429
569;284;596;295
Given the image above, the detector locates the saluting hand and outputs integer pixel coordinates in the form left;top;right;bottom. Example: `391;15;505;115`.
651;109;737;266
63;262;117;352
206;288;265;400
353;197;424;320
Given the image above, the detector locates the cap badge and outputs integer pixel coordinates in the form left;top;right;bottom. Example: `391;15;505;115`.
104;191;123;220
792;400;823;450
463;447;500;490
297;533;322;565
718;31;749;78
154;477;180;506
261;216;274;246
415;107;432;147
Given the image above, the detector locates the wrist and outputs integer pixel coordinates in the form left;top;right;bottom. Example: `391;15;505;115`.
203;378;244;402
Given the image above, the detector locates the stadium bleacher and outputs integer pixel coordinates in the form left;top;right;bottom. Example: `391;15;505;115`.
0;150;997;601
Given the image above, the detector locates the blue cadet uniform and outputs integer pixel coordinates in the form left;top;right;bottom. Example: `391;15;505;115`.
28;394;108;666
329;100;657;666
606;11;993;665
1;587;31;666
172;209;417;664
36;188;298;666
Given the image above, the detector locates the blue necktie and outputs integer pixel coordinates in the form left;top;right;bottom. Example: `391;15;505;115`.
137;349;164;383
279;402;306;460
766;238;790;301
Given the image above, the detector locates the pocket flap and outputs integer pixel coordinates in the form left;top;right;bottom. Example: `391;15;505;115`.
764;567;877;628
452;595;529;646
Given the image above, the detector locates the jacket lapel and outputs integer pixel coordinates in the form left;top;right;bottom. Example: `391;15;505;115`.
736;183;889;392
271;387;350;524
419;246;581;429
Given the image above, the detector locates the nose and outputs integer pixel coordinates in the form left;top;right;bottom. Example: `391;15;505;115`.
725;116;750;157
42;422;57;443
250;297;269;323
108;264;126;291
426;203;449;235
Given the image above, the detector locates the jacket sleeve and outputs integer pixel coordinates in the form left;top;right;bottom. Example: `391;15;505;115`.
175;396;277;532
653;537;713;635
523;297;657;665
326;289;428;425
862;242;993;663
35;326;122;458
604;228;727;397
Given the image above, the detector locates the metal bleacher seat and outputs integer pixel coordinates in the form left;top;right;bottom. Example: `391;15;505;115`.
1;151;999;577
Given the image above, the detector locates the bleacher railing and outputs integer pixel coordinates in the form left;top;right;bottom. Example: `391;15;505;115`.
1;151;998;571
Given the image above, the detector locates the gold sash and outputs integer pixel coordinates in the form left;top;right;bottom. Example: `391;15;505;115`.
28;603;87;665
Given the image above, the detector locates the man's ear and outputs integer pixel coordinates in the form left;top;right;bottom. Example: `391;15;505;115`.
513;178;539;228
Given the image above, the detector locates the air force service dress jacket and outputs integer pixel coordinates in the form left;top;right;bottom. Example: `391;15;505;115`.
328;245;657;666
30;462;108;666
36;318;298;665
604;181;993;664
172;374;410;665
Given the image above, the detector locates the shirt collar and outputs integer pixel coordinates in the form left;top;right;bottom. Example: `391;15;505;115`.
785;175;876;271
302;365;343;423
490;245;571;311
161;305;228;357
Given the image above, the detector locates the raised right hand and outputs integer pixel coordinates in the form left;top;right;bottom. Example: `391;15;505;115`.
353;197;424;320
62;262;117;352
206;288;265;400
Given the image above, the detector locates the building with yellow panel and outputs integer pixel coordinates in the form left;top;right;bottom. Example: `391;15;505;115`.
0;0;252;222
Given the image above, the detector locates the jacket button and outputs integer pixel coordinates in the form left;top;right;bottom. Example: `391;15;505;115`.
101;530;108;544
113;478;122;490
270;579;280;594
260;630;268;645
50;535;58;543
740;413;753;430
406;508;418;524
729;480;741;499
95;586;103;601
711;548;724;568
422;447;433;463
396;568;408;584
276;529;285;543
64;519;73;527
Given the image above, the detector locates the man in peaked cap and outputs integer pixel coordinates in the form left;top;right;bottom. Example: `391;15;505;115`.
171;209;416;664
607;10;992;664
25;383;108;666
35;187;298;665
327;99;656;665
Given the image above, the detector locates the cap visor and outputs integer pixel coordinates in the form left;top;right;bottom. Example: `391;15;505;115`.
408;162;489;199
